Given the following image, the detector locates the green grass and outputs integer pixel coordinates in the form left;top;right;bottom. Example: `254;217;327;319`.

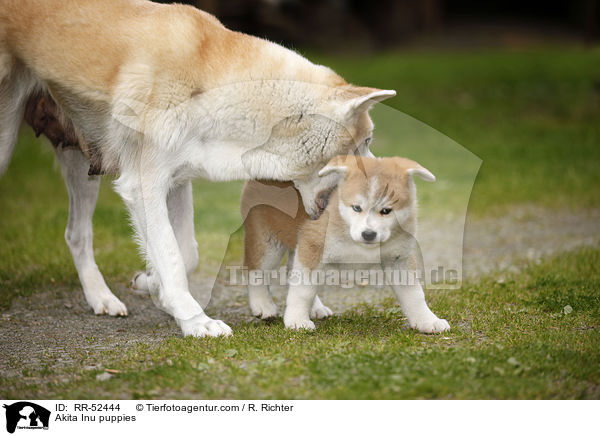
1;247;598;399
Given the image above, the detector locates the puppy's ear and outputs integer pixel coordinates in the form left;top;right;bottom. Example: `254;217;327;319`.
407;167;436;182
318;155;353;177
396;157;436;182
338;87;396;121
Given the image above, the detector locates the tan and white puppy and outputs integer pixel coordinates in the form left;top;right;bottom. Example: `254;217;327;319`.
242;156;450;333
0;0;394;337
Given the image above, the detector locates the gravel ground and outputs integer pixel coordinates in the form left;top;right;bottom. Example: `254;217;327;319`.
1;205;599;383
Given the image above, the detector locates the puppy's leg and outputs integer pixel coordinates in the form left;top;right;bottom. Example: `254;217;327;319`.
286;250;331;319
56;147;127;316
115;170;231;337
131;180;198;291
244;225;283;319
283;258;318;330
387;257;450;334
310;295;333;320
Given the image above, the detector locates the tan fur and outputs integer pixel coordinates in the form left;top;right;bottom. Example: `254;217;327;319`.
296;194;334;270
0;0;346;105
241;180;309;269
242;156;425;271
0;0;382;177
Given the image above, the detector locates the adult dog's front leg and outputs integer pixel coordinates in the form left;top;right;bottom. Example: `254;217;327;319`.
387;258;450;334
56;148;127;316
131;180;199;292
115;172;231;337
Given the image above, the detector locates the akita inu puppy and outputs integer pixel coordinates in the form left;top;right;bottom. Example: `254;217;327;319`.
241;156;450;333
0;0;395;337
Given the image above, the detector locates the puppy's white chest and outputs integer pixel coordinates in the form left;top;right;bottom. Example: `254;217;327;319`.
320;234;412;266
322;238;383;265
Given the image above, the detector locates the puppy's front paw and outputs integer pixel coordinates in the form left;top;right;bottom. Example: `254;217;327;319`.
130;271;150;293
411;317;450;334
284;317;316;331
249;297;279;320
177;315;233;337
311;304;333;320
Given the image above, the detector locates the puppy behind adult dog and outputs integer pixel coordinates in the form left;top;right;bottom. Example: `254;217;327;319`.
241;155;450;333
0;0;395;337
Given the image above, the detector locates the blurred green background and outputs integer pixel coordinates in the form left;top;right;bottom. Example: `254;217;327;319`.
1;48;599;304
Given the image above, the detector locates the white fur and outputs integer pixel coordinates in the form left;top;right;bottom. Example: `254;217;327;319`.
248;241;285;319
0;7;395;337
55;148;128;316
284;168;450;334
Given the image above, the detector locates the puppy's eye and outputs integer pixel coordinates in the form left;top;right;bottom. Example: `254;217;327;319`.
352;205;362;213
380;208;392;215
364;137;372;146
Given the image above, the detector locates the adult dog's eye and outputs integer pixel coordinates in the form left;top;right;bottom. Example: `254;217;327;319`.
352;205;362;213
380;208;392;215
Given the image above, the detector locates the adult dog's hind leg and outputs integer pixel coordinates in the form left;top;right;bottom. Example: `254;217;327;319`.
0;72;30;176
131;180;199;292
56;147;127;316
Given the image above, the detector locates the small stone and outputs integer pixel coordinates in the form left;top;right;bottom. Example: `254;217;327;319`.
224;349;238;358
96;372;112;381
64;303;73;309
507;357;520;366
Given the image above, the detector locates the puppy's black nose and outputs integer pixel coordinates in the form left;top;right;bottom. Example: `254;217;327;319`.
361;230;377;242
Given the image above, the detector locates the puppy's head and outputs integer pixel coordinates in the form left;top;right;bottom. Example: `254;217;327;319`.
319;155;435;245
290;87;396;218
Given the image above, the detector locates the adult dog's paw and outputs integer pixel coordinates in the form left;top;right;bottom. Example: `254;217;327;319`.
284;317;316;331
87;291;128;317
411;317;450;334
178;315;233;337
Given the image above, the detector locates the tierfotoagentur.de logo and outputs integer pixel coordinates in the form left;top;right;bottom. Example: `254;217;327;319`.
2;402;50;434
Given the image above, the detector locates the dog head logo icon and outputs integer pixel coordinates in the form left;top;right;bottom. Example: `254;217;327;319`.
3;402;50;433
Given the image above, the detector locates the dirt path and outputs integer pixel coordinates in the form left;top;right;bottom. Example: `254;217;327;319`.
1;206;599;384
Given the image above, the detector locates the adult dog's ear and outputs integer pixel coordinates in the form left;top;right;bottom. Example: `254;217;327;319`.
338;87;396;121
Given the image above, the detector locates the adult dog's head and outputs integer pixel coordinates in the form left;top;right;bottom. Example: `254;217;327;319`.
236;84;396;218
291;87;395;218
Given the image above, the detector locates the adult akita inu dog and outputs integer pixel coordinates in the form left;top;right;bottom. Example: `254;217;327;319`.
0;0;395;337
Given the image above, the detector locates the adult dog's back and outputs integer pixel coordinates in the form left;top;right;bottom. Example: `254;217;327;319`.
0;0;229;172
